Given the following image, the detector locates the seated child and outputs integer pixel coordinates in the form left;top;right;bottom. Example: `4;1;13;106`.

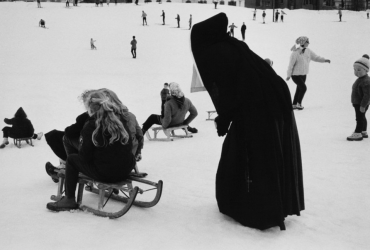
1;107;43;149
46;91;136;211
142;82;198;135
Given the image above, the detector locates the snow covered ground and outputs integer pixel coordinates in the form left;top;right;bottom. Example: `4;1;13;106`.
1;2;370;249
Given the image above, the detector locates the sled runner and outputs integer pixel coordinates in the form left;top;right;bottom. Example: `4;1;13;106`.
13;137;34;148
145;125;193;141
206;111;217;121
50;169;163;219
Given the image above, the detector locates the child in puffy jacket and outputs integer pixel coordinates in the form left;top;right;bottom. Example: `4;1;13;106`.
1;107;43;148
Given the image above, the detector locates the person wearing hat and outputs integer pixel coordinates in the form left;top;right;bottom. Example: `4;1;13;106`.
141;82;198;135
347;54;370;141
286;36;331;110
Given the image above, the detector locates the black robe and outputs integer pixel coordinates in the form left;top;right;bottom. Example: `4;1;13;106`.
190;13;304;230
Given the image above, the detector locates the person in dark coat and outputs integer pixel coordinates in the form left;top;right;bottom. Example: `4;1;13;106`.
160;83;170;117
161;10;165;25
241;22;246;41
190;13;304;230
175;14;180;28
1;107;43;149
46;91;136;212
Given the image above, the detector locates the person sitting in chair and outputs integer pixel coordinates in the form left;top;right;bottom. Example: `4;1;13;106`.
141;82;198;135
1;107;43;149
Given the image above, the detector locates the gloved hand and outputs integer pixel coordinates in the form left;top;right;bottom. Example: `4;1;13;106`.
135;153;142;162
214;116;231;137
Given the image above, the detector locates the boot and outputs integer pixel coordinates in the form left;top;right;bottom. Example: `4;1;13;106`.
296;103;304;110
362;131;368;138
0;138;9;149
347;133;363;141
46;196;79;212
45;162;59;183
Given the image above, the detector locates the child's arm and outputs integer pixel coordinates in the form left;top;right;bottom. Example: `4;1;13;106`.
309;49;327;63
360;79;370;109
161;103;172;129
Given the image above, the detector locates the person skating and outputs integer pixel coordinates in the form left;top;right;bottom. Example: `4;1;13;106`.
161;10;165;25
189;15;192;30
262;10;266;24
347;55;370;141
142;11;148;26
241;22;246;41
286;36;331;110
228;23;237;37
39;19;46;28
338;8;342;22
275;10;279;22
131;36;137;58
1;107;43;149
253;8;256;20
90;38;97;50
175;14;180;28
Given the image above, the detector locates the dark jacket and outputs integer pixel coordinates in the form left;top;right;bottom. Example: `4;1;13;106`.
78;116;135;182
4;107;34;138
161;96;198;128
65;112;90;139
160;88;170;101
241;24;246;32
126;112;144;156
351;74;370;107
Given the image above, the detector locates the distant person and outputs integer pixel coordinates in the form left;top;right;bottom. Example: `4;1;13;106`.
131;36;137;58
37;0;41;8
142;11;148;26
141;82;198;135
253;8;256;20
367;9;369;19
281;10;286;22
90;38;97;50
347;54;370;141
100;0;103;6
189;15;192;30
338;8;342;22
275;10;279;22
240;22;246;41
74;0;78;6
161;10;165;25
286;36;331;110
160;83;170;117
135;0;138;5
66;0;70;7
107;0;110;5
115;0;117;5
175;14;180;28
262;11;266;24
228;23;237;37
214;0;218;9
0;107;43;149
39;19;46;28
95;0;99;6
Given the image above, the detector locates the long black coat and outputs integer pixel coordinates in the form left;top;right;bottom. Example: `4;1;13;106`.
3;107;34;138
191;13;304;230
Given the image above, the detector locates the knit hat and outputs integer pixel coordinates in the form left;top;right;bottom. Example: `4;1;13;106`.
169;82;184;98
354;54;370;72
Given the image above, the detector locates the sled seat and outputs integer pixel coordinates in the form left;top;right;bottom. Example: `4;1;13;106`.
50;168;163;219
146;125;193;141
13;137;34;148
206;111;217;121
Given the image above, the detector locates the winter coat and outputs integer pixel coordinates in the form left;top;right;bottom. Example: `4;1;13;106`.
78;116;135;182
131;39;137;49
161;96;198;129
241;24;246;32
125;112;144;156
160;88;170;101
142;12;147;18
351;74;370;107
4;107;34;138
65;112;90;140
287;47;326;78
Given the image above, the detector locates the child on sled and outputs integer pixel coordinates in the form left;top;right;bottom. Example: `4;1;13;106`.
1;107;43;149
47;91;136;211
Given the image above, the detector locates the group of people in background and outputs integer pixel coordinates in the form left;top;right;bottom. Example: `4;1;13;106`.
142;10;192;29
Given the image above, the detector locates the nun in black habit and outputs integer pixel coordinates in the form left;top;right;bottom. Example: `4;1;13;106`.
190;13;304;230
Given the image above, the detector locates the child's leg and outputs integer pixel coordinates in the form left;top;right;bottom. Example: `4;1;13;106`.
291;75;307;105
62;135;80;157
362;105;369;132
142;114;162;134
353;104;365;133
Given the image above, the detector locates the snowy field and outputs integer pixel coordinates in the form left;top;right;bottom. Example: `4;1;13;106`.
1;2;370;249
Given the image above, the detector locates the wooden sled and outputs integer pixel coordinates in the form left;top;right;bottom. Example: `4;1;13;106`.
206;111;217;121
146;125;193;141
50;169;163;219
13;137;34;148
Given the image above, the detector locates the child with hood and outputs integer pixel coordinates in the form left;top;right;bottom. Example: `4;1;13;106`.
1;107;43;148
